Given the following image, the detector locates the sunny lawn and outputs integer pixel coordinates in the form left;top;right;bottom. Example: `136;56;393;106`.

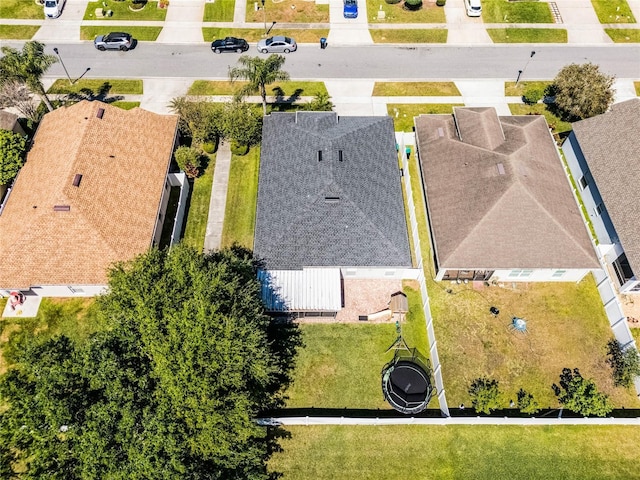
245;0;329;23
188;80;328;97
482;0;553;23
111;101;141;110
508;103;572;135
0;25;39;39
487;28;567;43
269;425;640;480
81;26;163;41
504;80;552;97
591;0;636;23
203;0;234;22
387;103;463;132
48;79;143;95
0;0;42;19
635;81;640;96
367;0;446;23
84;1;167;21
284;284;432;410
202;27;329;43
605;28;640;42
182;155;216;251
374;82;460;96
369;28;447;43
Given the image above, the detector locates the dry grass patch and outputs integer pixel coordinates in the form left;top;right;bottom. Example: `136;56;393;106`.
245;0;329;23
367;0;446;23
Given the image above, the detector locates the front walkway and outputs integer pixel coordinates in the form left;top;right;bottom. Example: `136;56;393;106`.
203;139;232;252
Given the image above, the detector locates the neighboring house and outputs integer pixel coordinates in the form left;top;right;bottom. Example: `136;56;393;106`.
563;98;640;294
414;107;599;283
0;100;188;297
0;110;26;136
254;112;415;317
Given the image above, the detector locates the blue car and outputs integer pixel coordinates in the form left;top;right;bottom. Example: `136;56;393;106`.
343;0;358;18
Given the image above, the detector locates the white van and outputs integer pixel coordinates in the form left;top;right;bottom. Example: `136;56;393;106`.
465;0;482;17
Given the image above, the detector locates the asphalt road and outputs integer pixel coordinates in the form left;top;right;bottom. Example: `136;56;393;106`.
3;42;640;80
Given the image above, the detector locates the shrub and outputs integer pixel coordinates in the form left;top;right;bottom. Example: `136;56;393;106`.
606;339;640;388
230;141;249;156
516;388;540;415
0;130;27;185
522;85;545;105
403;0;423;10
468;377;501;415
552;368;613;417
174;145;202;178
436;0;446;6
385;0;402;4
201;136;218;154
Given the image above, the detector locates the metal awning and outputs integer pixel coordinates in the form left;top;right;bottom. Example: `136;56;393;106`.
258;268;342;312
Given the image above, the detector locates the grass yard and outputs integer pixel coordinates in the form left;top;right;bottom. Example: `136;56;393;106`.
48;79;143;95
188;80;327;97
110;101;141;110
605;28;640;42
220;147;260;249
591;0;636;23
269;425;640;480
508;103;572;135
84;1;167;20
81;26;163;41
284;284;431;409
482;0;553;23
369;28;447;43
0;0;42;19
504;80;552;97
0;25;39;39
202;27;329;43
487;28;568;43
374;82;460;96
635;81;640;96
245;0;329;23
387;103;463;132
367;0;446;23
182;155;216;250
203;0;235;22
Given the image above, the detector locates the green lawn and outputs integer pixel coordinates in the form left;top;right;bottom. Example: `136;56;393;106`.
605;28;640;42
284;284;430;409
505;80;552;96
0;25;39;39
269;425;640;480
635;81;640;96
369;29;447;43
203;0;235;22
387;103;462;132
508;103;572;134
245;0;329;23
374;82;460;97
367;1;445;23
48;79;143;95
110;101;141;110
182;155;216;251
84;1;167;20
188;80;328;97
202;27;329;43
81;26;163;41
488;28;568;43
631;327;640;343
482;0;553;23
220;147;260;249
0;0;42;19
591;0;636;23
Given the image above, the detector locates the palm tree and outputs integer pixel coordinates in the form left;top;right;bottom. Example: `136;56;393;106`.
0;41;57;112
229;54;289;115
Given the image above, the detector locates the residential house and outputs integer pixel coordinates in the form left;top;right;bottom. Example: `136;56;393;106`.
414;107;599;283
254;112;415;317
563;98;640;293
0;100;188;297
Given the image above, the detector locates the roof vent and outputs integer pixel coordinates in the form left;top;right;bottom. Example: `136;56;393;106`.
324;196;340;203
53;205;71;212
338;150;343;162
317;151;322;162
96;108;105;119
72;174;82;187
496;163;505;175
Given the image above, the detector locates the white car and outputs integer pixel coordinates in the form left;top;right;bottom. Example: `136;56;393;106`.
44;0;65;18
465;0;482;17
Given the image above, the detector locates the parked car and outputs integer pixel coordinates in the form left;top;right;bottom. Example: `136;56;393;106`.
257;36;297;54
211;37;250;54
465;0;482;17
343;0;358;18
44;0;65;18
94;32;134;51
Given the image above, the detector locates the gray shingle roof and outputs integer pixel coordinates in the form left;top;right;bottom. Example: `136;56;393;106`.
414;108;599;271
254;112;412;270
571;98;640;275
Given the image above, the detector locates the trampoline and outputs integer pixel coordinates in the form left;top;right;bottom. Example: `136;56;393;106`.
382;358;433;414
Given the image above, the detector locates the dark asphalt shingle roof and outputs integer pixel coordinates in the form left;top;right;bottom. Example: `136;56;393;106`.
254;112;412;270
571;98;640;275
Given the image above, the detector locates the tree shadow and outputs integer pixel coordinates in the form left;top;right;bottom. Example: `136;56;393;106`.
271;87;303;106
63;82;124;105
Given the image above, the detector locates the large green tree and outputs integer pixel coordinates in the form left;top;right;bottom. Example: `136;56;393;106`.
0;129;27;185
551;62;615;121
229;55;289;115
468;377;501;415
0;41;57;112
0;245;301;479
552;368;613;417
219;101;263;147
606;339;640;389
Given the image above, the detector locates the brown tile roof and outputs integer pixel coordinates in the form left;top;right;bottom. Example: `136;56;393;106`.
0;101;178;289
571;98;640;275
415;108;599;271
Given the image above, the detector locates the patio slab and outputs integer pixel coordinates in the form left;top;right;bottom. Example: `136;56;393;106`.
2;294;42;318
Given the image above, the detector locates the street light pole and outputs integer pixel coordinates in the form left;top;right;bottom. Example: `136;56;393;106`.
53;47;73;85
516;50;536;86
261;0;267;35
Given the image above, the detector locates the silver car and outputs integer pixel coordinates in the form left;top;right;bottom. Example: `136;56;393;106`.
257;36;297;54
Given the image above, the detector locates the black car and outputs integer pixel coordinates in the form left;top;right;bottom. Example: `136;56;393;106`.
211;37;249;54
94;32;133;51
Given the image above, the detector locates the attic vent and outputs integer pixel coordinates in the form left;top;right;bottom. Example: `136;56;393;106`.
317;151;322;162
53;205;71;212
338;150;343;162
324;196;340;203
437;127;444;137
496;163;505;175
72;174;82;187
96;108;105;119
